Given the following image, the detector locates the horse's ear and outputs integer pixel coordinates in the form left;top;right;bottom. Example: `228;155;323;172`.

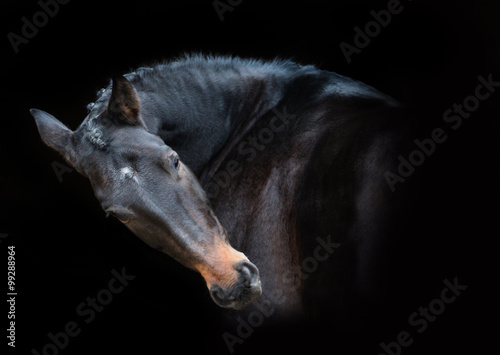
30;109;77;163
107;75;143;126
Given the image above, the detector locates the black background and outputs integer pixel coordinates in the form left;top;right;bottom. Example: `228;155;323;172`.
1;0;499;354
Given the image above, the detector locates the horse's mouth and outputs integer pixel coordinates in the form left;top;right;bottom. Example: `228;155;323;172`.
210;280;262;310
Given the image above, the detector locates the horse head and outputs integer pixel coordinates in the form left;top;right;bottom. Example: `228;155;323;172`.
31;75;261;310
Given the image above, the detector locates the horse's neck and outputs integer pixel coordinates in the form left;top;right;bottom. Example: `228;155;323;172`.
139;63;297;177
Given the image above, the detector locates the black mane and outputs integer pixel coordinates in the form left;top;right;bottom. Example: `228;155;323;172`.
76;54;397;176
76;54;315;172
83;54;306;126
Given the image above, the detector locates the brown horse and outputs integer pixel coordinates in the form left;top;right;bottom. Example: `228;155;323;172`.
31;55;408;319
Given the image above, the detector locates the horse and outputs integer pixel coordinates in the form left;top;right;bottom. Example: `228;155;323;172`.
31;54;409;321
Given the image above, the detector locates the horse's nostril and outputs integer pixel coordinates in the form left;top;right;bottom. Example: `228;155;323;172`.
241;268;251;286
210;286;234;306
236;260;260;288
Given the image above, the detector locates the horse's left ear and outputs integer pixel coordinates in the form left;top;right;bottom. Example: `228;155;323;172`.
107;75;144;126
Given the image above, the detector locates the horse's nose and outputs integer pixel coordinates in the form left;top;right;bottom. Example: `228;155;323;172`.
236;260;260;288
209;260;262;310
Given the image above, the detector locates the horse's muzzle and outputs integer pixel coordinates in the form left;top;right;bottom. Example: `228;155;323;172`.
209;260;262;310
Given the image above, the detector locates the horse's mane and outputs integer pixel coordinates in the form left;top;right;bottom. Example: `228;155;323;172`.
77;54;308;150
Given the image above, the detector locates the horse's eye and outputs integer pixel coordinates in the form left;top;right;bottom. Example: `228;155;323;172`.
173;155;181;171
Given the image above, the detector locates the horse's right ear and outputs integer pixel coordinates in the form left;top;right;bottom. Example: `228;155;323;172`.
30;108;77;165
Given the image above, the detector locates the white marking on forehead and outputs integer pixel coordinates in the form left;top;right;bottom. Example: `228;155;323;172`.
120;167;138;182
120;167;133;176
